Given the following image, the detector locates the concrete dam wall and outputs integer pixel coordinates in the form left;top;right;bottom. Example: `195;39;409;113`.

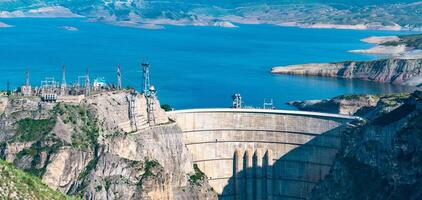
167;109;359;200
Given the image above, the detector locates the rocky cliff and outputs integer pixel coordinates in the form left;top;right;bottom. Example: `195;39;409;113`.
309;91;422;199
272;58;422;87
0;91;217;199
288;93;410;116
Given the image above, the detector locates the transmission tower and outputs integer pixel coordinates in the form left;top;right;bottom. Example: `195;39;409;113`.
127;94;138;131
142;61;156;125
61;65;67;96
85;68;90;96
117;64;122;90
25;69;30;87
142;62;151;96
22;68;31;96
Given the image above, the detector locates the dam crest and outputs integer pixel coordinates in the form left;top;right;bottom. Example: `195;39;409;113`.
168;108;360;200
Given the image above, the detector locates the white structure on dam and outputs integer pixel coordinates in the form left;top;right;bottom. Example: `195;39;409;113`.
168;108;361;200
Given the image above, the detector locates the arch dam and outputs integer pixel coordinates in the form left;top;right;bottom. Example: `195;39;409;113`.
167;108;361;200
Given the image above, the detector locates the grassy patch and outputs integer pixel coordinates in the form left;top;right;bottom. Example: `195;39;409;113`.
383;34;422;49
189;164;206;185
52;103;99;150
14;118;56;142
0;159;78;199
160;104;172;111
78;157;98;180
14;140;64;177
143;159;160;178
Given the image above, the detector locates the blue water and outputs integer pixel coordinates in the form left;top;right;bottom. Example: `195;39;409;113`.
0;18;413;109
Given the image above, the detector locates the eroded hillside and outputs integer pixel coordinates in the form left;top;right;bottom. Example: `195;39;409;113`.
309;91;422;199
0;91;217;199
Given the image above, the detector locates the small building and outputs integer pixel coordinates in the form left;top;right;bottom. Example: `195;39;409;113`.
93;77;107;90
21;85;32;96
56;95;85;104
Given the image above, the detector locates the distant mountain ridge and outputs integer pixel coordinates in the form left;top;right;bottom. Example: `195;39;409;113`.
0;0;421;30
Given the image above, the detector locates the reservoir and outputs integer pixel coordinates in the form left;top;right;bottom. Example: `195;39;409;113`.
0;18;413;109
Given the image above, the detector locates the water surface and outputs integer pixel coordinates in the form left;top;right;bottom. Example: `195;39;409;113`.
0;18;413;109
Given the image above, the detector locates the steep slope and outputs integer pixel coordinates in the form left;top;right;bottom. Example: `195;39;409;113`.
0;91;217;199
309;91;422;199
0;159;74;199
272;58;422;86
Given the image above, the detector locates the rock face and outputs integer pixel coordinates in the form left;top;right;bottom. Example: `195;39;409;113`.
288;93;410;117
42;147;93;193
0;91;217;200
271;58;422;86
309;91;422;199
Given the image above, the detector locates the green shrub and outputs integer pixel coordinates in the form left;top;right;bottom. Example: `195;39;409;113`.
160;104;173;111
189;164;206;185
14;118;56;142
143;159;160;178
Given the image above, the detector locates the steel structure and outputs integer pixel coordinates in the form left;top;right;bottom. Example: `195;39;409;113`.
61;65;67;96
232;93;242;109
117;64;122;90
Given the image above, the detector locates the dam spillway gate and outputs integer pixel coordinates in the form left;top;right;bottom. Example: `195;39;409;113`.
167;109;359;200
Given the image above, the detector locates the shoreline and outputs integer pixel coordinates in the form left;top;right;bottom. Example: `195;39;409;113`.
0;21;13;28
349;35;422;59
271;58;422;87
1;16;422;32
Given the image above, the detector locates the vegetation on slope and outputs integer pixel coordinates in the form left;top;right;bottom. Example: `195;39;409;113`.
14;118;56;142
8;103;99;179
189;164;207;186
51;103;99;150
0;159;76;200
383;34;422;49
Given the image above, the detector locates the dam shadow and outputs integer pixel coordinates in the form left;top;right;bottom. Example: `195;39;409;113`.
220;124;349;200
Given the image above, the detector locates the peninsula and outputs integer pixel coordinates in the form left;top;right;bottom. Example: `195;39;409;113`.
272;34;422;87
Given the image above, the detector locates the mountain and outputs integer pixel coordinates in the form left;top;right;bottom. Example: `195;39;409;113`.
0;0;421;30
